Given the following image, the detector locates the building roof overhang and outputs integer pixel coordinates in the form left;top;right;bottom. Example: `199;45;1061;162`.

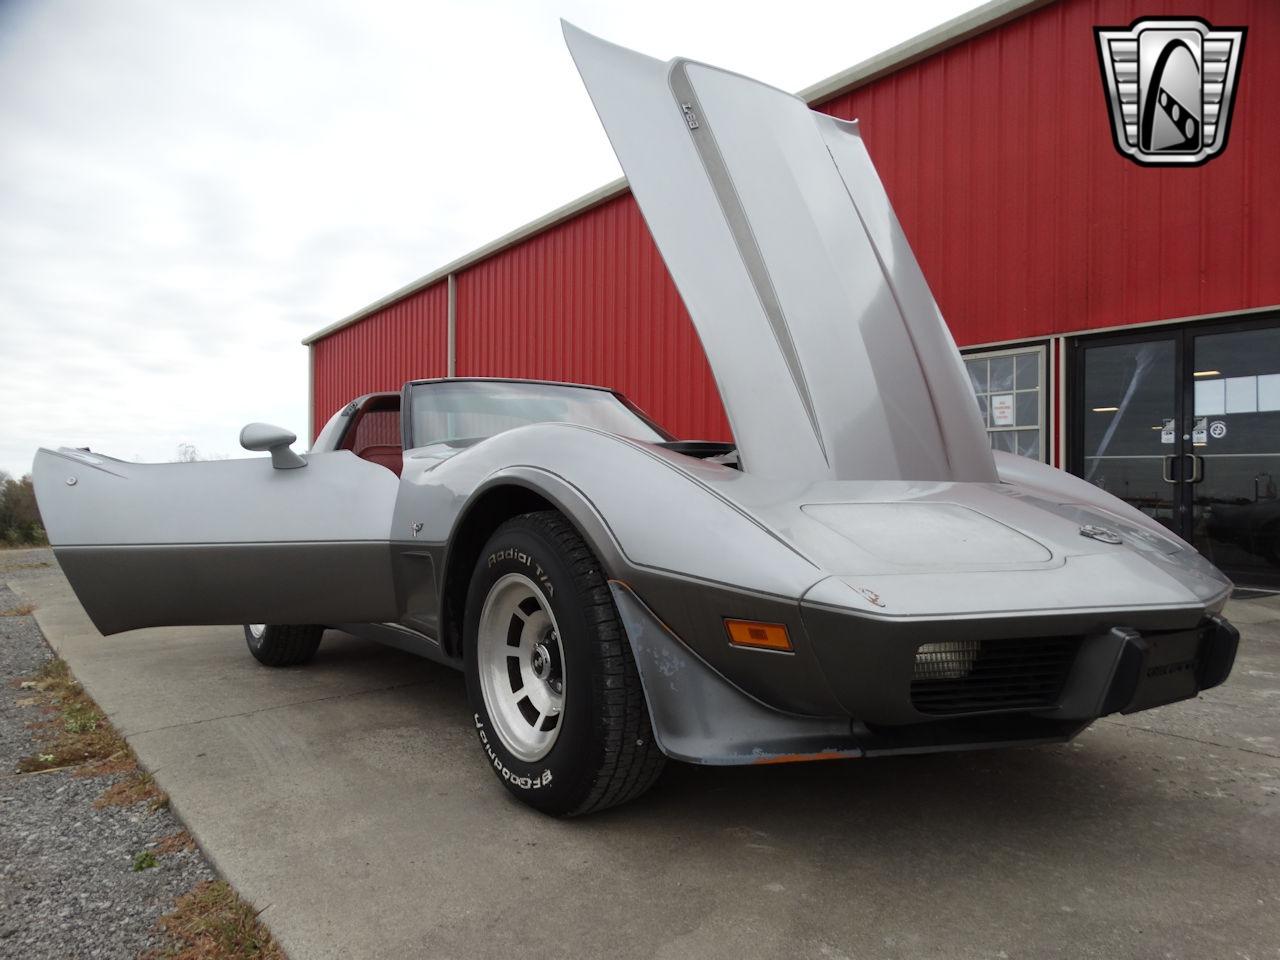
302;0;1053;346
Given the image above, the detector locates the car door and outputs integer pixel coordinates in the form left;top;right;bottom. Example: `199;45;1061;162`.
32;443;402;636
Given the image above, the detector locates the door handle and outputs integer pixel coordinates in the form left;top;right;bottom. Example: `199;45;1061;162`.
1257;473;1274;502
1183;453;1203;484
1162;455;1178;484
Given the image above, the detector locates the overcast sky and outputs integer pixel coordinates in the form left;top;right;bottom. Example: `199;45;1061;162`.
0;0;980;477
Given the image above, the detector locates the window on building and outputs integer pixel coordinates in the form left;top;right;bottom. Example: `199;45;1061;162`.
963;345;1046;461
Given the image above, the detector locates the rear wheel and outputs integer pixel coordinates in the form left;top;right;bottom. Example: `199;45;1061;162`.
464;511;665;816
243;623;324;667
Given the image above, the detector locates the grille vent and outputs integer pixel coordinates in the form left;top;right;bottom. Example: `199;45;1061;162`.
911;636;1079;715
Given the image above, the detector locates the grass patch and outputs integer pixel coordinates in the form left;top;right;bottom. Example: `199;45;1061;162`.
96;765;169;811
64;701;99;733
0;602;35;616
156;830;197;855
145;881;283;960
15;659;128;773
15;653;275;957
75;753;136;777
16;657;168;806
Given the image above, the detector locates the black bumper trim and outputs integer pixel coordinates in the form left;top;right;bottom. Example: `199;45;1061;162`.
1100;615;1240;716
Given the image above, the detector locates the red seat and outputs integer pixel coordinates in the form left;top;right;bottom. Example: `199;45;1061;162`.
356;444;402;476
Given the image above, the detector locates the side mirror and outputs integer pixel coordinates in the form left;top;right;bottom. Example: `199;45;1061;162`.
239;423;307;470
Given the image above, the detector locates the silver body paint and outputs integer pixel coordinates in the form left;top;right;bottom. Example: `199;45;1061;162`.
562;22;995;485
29;27;1239;764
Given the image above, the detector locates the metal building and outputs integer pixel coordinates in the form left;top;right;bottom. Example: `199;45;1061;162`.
303;0;1280;589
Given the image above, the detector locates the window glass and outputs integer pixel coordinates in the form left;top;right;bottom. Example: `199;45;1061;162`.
963;345;1047;462
408;381;669;448
992;430;1018;453
990;356;1015;392
1082;340;1174;461
966;359;988;394
1015;352;1039;389
348;409;400;452
311;406;353;452
1016;392;1038;428
975;394;989;427
1188;325;1280;589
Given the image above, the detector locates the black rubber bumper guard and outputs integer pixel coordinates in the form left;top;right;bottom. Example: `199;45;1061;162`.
1100;614;1240;716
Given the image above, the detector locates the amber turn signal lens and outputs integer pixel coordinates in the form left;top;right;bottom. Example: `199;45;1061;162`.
724;619;792;652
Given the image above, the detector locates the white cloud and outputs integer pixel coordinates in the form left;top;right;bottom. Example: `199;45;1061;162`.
0;0;979;476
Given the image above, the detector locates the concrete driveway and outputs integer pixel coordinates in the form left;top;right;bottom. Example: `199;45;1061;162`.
13;568;1280;960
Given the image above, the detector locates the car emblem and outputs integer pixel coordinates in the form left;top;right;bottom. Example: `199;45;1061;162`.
855;587;886;608
1095;17;1246;167
1080;524;1123;545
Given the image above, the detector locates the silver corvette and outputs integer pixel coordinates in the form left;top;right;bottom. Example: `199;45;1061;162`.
32;26;1238;815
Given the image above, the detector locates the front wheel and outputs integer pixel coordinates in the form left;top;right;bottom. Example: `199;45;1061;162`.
464;511;665;816
243;623;324;667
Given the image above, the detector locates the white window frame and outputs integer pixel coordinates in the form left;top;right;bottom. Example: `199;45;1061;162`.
961;343;1049;463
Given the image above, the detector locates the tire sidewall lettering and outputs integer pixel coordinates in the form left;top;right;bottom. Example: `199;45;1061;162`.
473;713;552;791
485;547;554;598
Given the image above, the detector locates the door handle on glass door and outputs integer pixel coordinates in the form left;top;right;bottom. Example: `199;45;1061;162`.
1162;455;1179;484
1183;453;1203;483
1256;473;1275;502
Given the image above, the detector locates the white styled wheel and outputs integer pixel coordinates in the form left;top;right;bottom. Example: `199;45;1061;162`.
475;573;566;762
463;511;666;815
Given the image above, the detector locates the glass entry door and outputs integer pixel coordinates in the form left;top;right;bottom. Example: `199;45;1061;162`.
1077;335;1181;531
1074;318;1280;590
1190;324;1280;589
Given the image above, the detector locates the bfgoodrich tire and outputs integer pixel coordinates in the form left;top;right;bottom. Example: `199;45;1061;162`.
464;511;665;816
243;623;324;667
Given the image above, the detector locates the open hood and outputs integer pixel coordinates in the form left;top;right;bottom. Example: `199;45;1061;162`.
563;24;996;484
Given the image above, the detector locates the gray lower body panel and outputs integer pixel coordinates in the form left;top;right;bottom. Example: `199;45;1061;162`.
55;541;399;636
331;621;461;670
610;581;863;765
609;580;1238;766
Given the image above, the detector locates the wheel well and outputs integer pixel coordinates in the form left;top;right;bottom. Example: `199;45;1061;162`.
440;485;558;660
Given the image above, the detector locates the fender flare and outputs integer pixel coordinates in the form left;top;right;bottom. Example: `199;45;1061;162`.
442;465;630;584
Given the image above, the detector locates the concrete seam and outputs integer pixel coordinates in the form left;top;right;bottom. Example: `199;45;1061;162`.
120;679;431;738
1097;716;1280;761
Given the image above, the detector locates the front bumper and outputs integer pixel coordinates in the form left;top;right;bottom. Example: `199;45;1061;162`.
611;580;1240;766
801;601;1239;727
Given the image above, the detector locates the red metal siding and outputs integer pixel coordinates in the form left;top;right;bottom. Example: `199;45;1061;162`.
312;0;1279;440
455;194;730;440
824;0;1280;347
311;282;448;433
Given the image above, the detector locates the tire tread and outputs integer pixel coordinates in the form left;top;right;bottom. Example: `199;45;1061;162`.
507;511;665;816
246;624;324;667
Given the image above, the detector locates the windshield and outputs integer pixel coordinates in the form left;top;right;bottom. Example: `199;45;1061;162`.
408;381;670;448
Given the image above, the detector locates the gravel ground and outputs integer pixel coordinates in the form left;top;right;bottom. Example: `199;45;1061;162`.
1;548;217;959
